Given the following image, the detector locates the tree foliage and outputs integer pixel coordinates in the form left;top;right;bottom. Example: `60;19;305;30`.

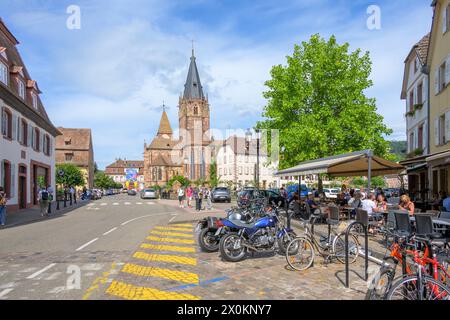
94;171;118;190
257;34;393;169
167;175;191;189
209;161;219;188
56;164;86;187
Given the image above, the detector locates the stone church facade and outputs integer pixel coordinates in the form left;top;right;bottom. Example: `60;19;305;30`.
144;50;211;187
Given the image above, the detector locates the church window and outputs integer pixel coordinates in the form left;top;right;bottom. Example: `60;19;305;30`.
194;107;198;115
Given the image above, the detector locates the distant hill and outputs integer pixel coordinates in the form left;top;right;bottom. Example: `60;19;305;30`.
389;141;407;161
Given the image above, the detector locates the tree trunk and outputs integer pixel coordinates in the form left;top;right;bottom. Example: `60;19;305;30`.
318;174;323;193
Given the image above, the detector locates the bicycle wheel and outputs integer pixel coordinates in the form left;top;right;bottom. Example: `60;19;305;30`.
285;237;315;271
365;266;395;300
386;275;450;300
332;233;360;264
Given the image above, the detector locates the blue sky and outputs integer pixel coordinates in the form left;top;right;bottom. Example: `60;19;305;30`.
0;0;433;169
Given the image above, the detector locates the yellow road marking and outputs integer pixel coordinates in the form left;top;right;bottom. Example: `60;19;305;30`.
121;263;199;284
154;226;193;232
146;236;195;245
82;262;117;300
150;230;194;238
133;252;197;266
106;280;200;300
170;223;194;227
140;243;196;253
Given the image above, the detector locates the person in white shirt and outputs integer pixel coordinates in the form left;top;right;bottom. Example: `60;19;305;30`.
178;187;185;208
361;193;383;233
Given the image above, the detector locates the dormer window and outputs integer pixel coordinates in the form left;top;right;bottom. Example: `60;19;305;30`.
0;61;7;85
18;79;25;99
31;92;38;110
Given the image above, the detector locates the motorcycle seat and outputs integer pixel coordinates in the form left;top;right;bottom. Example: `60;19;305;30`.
229;219;256;229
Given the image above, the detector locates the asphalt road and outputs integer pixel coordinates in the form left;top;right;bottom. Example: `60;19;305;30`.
0;194;186;300
0;195;368;300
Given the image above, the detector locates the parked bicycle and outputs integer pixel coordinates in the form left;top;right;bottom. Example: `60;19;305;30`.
285;207;360;271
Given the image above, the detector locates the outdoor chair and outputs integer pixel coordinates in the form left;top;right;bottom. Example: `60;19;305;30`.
327;205;340;226
414;214;447;247
393;211;413;238
386;211;396;230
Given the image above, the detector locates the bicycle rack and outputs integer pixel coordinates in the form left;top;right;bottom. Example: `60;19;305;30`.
344;209;369;288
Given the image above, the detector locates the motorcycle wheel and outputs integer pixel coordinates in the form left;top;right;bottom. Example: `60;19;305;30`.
198;228;220;253
219;233;247;262
277;231;297;255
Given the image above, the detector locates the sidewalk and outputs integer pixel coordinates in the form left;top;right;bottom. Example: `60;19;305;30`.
0;199;90;229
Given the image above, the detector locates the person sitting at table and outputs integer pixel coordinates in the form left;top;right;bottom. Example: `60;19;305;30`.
306;194;319;210
376;194;387;211
362;193;383;233
442;193;450;212
399;195;415;216
336;192;348;206
431;192;442;211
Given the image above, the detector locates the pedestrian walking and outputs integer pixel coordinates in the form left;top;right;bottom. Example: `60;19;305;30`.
39;187;50;217
47;185;54;214
178;187;185;208
69;186;75;204
206;187;213;210
0;187;7;226
187;186;193;208
198;188;204;211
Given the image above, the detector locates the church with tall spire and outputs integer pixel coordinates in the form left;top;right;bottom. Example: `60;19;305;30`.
143;49;211;187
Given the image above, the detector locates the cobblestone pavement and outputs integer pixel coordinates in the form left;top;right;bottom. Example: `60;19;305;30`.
93;217;372;300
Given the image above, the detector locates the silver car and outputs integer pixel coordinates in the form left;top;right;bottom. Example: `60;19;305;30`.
141;189;157;199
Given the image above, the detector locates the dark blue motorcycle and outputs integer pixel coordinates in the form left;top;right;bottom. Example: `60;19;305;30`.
219;208;296;262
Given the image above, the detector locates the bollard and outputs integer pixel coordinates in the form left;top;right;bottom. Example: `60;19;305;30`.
345;221;368;288
64;191;67;208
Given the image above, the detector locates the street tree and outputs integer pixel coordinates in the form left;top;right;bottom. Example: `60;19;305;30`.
257;34;393;189
94;171;116;190
56;164;85;188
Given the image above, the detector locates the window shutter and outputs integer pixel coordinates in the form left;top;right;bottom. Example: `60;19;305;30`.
10;163;15;199
423;122;428;152
48;136;52;156
435;117;440;146
17;118;22;143
11;114;17;141
444;8;448;34
31;127;35;149
446;110;450;144
27;125;32;147
435;68;440;95
0;160;4;188
446;54;450;86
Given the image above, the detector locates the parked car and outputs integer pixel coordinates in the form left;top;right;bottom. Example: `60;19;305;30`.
286;184;310;201
127;189;137;196
141;189;157;199
323;188;339;199
211;187;231;203
237;189;285;207
121;188;129;194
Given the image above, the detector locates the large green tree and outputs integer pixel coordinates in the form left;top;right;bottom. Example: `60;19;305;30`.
257;34;393;170
56;164;85;187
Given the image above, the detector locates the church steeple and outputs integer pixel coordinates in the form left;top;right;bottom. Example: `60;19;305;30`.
157;110;173;137
183;48;205;100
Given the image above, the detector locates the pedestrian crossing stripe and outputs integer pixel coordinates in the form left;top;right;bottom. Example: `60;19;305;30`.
106;280;200;300
150;230;194;238
121;263;199;284
133;252;197;266
170;223;194;227
146;236;195;245
154;226;193;232
141;243;195;253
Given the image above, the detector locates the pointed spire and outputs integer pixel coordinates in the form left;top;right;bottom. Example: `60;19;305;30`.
183;47;204;100
157;110;173;136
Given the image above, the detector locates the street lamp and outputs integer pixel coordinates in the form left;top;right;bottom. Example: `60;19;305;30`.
255;129;261;190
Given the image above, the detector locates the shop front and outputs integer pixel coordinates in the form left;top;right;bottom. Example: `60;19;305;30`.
426;151;450;197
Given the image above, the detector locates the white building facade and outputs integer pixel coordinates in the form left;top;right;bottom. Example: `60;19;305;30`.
0;19;60;211
215;136;280;189
401;33;430;156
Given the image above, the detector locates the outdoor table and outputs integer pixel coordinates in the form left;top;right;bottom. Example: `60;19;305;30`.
409;216;450;232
